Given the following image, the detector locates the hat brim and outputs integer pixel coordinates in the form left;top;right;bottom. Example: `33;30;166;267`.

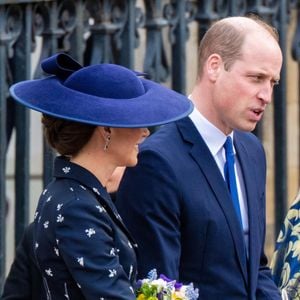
10;76;193;128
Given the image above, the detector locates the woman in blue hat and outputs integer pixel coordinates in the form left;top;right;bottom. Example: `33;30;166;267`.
5;53;193;299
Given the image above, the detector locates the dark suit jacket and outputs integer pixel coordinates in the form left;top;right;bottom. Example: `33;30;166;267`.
116;117;281;300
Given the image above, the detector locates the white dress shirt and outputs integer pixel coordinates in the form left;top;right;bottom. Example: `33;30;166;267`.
189;107;249;252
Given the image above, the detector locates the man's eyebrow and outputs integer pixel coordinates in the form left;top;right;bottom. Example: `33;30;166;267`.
253;72;280;82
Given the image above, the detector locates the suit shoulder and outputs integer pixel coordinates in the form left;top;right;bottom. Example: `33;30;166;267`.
235;131;264;150
140;122;181;152
235;130;260;143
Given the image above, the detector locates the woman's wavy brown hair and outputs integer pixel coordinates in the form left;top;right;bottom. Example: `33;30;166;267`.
42;114;96;156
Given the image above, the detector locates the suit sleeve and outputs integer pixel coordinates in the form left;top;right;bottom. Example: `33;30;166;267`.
256;255;282;299
116;149;182;280
256;199;281;300
254;140;281;300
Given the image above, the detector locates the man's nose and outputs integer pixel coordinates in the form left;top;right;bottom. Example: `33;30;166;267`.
257;83;273;104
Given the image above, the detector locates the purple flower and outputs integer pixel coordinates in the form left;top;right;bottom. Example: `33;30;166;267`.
159;274;172;282
136;279;143;289
159;274;183;290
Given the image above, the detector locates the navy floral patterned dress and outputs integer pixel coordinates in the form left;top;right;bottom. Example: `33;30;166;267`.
33;156;138;299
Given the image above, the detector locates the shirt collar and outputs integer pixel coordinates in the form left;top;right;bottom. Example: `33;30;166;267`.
189;107;235;156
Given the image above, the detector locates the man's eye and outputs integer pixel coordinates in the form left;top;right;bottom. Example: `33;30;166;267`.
250;75;262;81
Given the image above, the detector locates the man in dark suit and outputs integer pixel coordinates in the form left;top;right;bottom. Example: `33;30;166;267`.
116;15;283;299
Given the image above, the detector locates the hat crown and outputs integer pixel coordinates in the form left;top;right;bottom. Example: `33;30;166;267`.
64;64;145;99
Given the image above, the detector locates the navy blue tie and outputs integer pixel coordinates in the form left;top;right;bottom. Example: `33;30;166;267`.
224;136;243;227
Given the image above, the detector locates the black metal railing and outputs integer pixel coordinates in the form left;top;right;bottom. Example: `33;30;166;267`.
0;0;299;292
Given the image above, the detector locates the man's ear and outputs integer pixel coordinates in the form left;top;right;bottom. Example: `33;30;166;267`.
206;53;223;82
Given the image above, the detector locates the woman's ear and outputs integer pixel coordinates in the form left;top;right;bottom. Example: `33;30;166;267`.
98;126;111;139
99;127;112;151
103;126;111;135
206;53;222;82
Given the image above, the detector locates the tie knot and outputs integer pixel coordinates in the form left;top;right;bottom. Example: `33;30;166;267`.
224;136;234;156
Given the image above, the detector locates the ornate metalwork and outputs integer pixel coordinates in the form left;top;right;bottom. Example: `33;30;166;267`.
32;2;63;78
164;0;196;92
229;0;247;15
143;0;170;82
3;5;22;58
57;0;77;53
0;4;22;292
12;3;32;251
247;0;279;25
85;0;129;65
196;0;227;39
133;4;144;49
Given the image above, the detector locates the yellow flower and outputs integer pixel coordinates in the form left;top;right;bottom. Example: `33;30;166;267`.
137;295;146;300
172;291;184;299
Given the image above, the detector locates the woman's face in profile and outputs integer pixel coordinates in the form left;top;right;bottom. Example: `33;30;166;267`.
109;127;150;167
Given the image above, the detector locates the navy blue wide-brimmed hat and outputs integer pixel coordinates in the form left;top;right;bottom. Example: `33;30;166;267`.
10;53;193;128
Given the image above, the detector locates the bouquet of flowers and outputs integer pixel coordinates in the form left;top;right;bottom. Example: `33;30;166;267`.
135;269;199;300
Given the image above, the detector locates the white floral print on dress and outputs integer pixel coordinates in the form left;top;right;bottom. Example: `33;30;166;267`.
128;265;133;279
115;213;122;221
54;247;59;256
110;248;116;256
46;196;52;202
57;214;64;223
57;203;63;211
64;282;70;299
96;205;106;213
77;257;84;266
45;268;53;277
62;166;71;174
43;221;49;228
85;228;96;237
108;269;117;278
92;187;100;195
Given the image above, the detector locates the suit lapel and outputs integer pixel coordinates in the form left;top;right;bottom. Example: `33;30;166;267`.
234;133;260;296
177;118;248;285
